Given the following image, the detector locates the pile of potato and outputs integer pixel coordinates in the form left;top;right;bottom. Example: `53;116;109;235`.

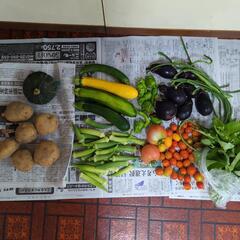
0;101;60;172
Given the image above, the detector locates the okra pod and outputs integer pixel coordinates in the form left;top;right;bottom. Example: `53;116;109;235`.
83;171;107;185
83;137;109;147
111;165;134;177
79;153;94;161
96;161;129;171
116;145;137;153
72;148;95;158
109;135;145;146
80;172;107;192
94;142;117;149
74;164;107;175
79;128;105;138
111;131;130;137
110;155;138;162
89;152;114;162
95;146;117;155
84;118;112;129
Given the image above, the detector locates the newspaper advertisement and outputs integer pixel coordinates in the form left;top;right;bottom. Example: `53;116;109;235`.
0;36;236;201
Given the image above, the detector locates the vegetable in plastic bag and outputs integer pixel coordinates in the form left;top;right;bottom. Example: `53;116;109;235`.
200;148;240;208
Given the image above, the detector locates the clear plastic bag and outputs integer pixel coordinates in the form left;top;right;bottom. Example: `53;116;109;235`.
200;148;240;208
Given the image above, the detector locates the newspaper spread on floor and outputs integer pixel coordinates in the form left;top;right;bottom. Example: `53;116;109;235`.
0;36;238;201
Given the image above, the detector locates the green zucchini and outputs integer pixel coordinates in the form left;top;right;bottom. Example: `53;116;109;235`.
74;88;136;117
79;63;130;85
75;101;130;131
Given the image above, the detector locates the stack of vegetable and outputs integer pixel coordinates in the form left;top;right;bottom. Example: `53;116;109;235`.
0;101;60;172
147;37;234;123
72;125;144;191
74;64;138;131
140;122;204;190
73;63;143;190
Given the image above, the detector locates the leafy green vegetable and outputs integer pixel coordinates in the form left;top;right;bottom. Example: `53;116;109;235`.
200;117;240;173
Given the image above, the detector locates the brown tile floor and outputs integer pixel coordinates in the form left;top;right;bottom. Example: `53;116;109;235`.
0;28;240;240
1;198;240;240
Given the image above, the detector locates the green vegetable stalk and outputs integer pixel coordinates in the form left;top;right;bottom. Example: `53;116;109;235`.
80;172;107;192
79;128;105;138
83;137;109;147
111;165;134;177
83;171;107;185
109;134;145;146
94;142;117;149
97;161;129;171
84;117;112;129
89;152;114;162
95;146;117;155
110;155;138;161
73;148;95;158
74;164;108;174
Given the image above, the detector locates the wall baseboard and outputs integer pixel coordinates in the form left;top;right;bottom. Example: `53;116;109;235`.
0;21;240;39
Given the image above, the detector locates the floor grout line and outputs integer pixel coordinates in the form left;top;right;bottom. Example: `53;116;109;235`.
2;213;6;240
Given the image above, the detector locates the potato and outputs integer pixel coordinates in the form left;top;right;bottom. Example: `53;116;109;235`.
0;139;19;160
11;149;34;172
34;140;60;167
2;101;33;122
15;122;37;143
35;113;58;136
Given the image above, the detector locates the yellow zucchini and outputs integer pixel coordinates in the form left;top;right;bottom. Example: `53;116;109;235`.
78;76;138;100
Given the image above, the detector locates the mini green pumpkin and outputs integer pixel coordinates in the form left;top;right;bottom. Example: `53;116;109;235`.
23;71;60;105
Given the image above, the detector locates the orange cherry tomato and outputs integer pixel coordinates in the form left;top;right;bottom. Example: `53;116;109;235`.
170;123;178;132
165;151;172;160
187;165;197;176
179;167;187;175
170;158;177;166
176;161;183;168
183;182;191;190
163;160;170;167
164;166;173;176
183;159;191;167
171;170;178;180
155;167;164;176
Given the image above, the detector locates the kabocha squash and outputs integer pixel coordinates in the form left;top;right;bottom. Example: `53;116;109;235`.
74;76;138;100
23;71;60;105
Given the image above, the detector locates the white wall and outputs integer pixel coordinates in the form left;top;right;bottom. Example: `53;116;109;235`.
0;0;240;30
0;0;104;25
104;0;240;30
